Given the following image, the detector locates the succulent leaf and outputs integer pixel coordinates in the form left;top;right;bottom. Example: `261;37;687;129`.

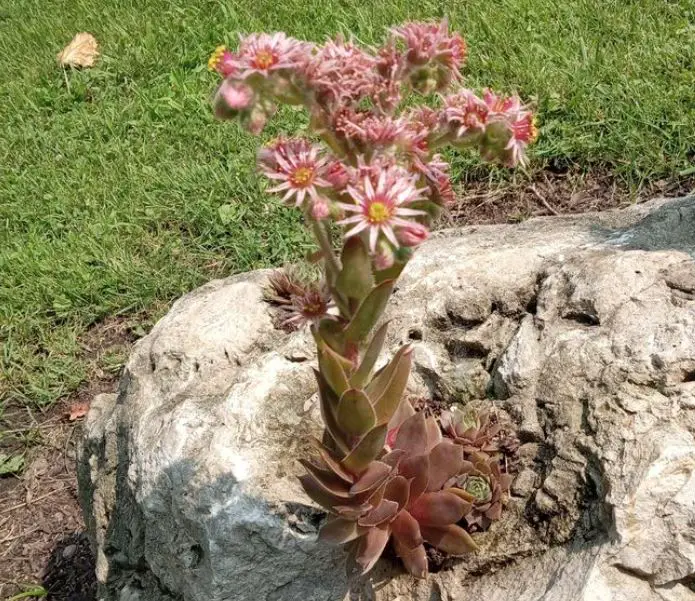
336;237;375;304
372;346;413;424
350;321;390;388
299;474;350;510
337;389;377;437
299;459;352;499
426;441;463;492
381;448;407;468
425;415;443;450
320;518;367;544
317;317;347;355
344;280;395;343
341;425;388;474
365;344;409;407
311;438;354;483
318;343;352;397
409;491;469;526
349;461;391;495
398;452;430;501
355;527;391;574
358;499;400;526
314;369;350;453
383;475;410;510
420;524;479;555
394;412;428;455
393;536;428;579
390;510;424;550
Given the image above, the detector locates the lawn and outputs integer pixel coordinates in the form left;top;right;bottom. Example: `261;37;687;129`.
1;0;694;410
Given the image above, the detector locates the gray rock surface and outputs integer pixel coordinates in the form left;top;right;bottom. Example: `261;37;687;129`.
78;196;695;601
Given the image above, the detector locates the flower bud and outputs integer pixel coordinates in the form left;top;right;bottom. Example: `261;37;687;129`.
311;198;331;220
213;80;254;120
325;160;349;190
397;223;429;247
374;242;396;270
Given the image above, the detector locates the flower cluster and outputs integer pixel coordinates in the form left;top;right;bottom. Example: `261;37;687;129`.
210;21;537;262
211;21;532;579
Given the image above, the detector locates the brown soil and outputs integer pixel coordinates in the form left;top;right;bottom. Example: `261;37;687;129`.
448;169;694;226
0;317;137;600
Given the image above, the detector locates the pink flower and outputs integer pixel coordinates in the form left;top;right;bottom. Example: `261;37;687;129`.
504;111;538;165
284;286;333;329
345;115;406;147
324;159;349;190
339;165;426;251
311;198;331;220
260;139;331;210
397;222;430;247
208;45;238;77
304;39;377;105
237;33;307;78
392;20;467;71
444;90;489;137
483;89;522;115
220;81;254;109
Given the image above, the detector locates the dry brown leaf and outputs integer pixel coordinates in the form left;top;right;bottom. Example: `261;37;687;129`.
67;401;90;421
57;32;99;68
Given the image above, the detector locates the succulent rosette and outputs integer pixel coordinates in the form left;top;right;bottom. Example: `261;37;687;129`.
448;452;513;529
210;20;532;578
439;404;502;455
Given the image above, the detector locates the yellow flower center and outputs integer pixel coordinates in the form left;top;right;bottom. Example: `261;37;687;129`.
290;167;314;187
367;201;392;224
254;49;277;70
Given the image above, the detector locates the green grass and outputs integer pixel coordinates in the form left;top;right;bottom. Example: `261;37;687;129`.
1;0;694;409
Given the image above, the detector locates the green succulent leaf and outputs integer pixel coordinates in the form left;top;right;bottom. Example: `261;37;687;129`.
341;425;388;474
372;346;412;424
310;438;354;483
337;389;377;437
318;343;351;397
314;369;349;454
365;345;410;413
317;317;346;355
335;237;375;305
344;280;394;344
299;459;352;499
350;321;390;389
374;260;407;285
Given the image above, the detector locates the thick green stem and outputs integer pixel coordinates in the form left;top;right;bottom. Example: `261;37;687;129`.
312;221;350;316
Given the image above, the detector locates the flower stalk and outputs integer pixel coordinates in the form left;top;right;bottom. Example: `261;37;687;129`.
210;19;533;579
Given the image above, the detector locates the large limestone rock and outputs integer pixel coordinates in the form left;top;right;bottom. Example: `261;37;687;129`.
78;196;695;601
